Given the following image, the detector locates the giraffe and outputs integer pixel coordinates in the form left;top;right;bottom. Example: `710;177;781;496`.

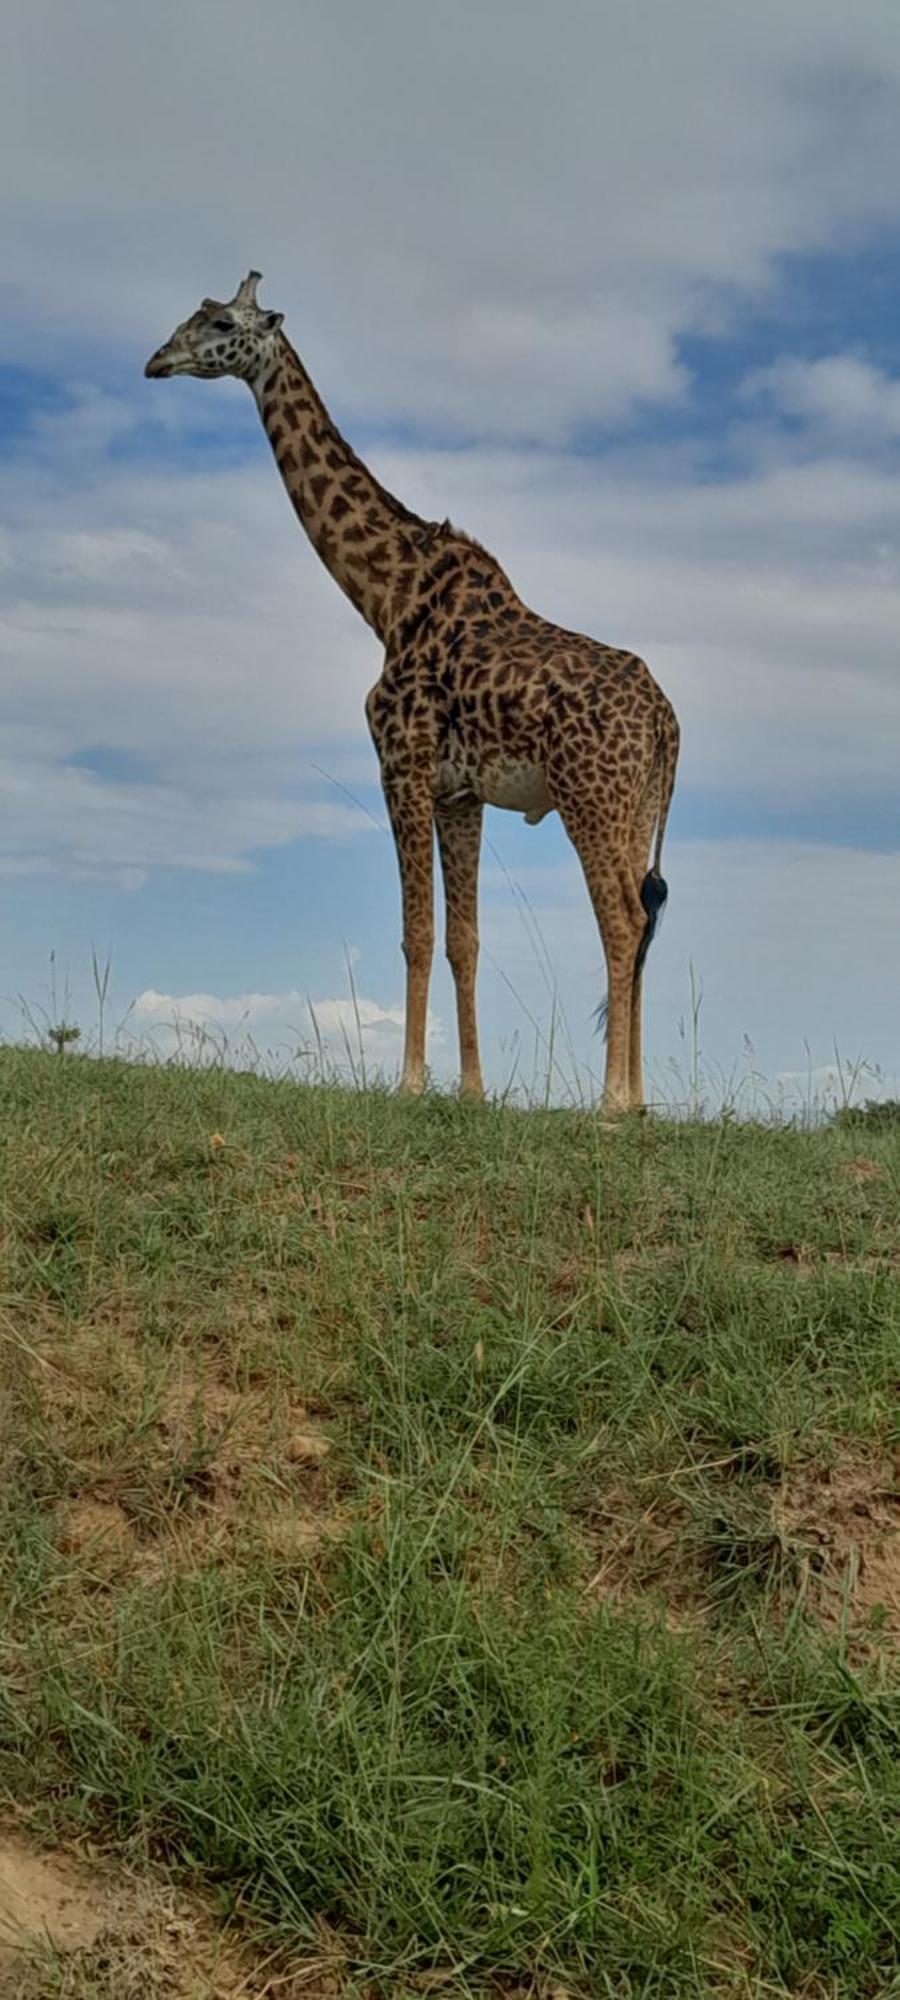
145;272;679;1114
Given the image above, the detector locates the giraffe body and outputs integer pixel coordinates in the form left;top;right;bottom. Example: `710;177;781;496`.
145;273;679;1112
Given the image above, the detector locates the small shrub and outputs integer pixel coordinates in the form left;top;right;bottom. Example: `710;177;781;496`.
833;1098;900;1131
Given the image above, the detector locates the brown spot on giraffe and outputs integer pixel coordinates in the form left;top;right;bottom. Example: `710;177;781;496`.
144;269;679;1113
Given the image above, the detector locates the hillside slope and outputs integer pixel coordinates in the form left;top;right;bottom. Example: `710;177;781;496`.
1;1049;899;1997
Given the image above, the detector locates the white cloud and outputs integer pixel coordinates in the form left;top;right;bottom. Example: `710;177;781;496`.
0;755;367;879
28;385;150;461
745;354;900;438
129;982;445;1081
0;445;379;875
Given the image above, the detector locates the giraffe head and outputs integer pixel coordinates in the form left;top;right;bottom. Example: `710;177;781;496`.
144;271;284;382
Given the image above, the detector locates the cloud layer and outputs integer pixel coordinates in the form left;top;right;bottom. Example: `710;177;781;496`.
3;410;899;878
746;354;900;439
6;0;900;435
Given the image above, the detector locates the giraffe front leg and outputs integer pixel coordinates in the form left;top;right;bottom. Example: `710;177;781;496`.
385;782;435;1097
436;797;484;1101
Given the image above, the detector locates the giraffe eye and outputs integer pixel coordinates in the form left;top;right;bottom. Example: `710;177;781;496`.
211;318;234;333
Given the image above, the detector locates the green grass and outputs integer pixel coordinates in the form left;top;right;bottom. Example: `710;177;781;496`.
2;1046;900;1996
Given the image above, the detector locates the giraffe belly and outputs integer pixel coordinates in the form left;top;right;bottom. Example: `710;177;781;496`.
475;759;554;824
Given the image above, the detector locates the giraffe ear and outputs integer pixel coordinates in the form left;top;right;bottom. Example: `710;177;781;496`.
263;311;284;332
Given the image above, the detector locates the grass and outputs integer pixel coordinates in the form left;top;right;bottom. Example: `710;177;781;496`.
1;1044;899;1997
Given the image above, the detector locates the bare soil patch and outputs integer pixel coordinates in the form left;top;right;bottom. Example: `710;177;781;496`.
775;1453;900;1641
0;1831;340;1999
839;1157;885;1184
582;1490;707;1632
44;1346;343;1586
57;1498;136;1568
0;1836;113;1972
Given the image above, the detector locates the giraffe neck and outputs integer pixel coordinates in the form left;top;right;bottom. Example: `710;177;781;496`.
250;335;427;638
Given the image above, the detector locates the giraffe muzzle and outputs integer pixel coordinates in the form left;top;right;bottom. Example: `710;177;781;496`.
144;347;174;378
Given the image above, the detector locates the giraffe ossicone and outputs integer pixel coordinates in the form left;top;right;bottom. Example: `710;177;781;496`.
235;270;262;305
145;272;679;1114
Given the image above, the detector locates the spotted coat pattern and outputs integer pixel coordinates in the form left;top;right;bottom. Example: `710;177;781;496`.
146;275;680;1112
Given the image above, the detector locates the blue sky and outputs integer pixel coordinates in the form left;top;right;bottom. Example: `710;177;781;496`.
2;0;900;1108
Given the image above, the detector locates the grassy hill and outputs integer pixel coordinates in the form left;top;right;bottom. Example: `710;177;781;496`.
1;1046;899;1997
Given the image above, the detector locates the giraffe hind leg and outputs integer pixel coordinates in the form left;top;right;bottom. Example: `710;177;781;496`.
562;822;645;1114
626;777;667;1110
584;774;668;1114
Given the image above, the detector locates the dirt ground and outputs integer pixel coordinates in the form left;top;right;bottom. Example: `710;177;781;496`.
0;1830;339;2000
775;1451;900;1642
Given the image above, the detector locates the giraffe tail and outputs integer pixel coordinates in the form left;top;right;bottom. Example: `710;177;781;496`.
651;705;680;880
635;705;680;978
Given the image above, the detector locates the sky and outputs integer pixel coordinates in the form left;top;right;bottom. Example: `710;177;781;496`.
2;0;899;1111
